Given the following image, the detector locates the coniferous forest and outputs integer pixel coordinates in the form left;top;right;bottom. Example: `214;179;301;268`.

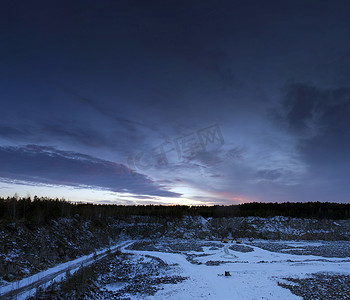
1;196;350;226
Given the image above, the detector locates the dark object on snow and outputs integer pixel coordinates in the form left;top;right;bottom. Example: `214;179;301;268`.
225;271;231;276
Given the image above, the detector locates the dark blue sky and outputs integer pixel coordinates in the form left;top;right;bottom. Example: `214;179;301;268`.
1;0;350;204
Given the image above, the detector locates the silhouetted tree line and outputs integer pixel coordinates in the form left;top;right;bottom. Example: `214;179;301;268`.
0;196;350;226
239;201;350;219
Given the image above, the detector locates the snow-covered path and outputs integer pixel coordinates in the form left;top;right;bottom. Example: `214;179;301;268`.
124;241;350;300
0;240;132;300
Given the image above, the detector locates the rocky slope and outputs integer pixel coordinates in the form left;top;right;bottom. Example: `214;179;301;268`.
1;215;349;284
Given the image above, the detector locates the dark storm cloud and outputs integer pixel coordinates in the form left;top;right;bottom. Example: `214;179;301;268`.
127;195;157;200
283;84;350;134
0;145;180;197
1;0;350;203
280;83;350;169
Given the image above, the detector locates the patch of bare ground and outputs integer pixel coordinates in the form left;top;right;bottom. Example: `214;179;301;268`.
278;273;350;300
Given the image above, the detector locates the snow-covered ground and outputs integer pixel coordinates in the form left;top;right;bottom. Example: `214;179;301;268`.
3;239;350;299
124;239;350;299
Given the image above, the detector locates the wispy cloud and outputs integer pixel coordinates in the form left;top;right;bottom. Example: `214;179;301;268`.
0;145;181;197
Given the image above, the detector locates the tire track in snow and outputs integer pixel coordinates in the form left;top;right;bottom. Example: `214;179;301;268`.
223;244;237;259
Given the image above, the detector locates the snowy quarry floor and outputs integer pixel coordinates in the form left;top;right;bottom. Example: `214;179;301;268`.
2;239;350;299
124;239;350;300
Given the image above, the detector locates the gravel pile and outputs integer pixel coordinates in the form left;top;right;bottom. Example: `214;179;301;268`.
248;242;292;252
170;241;205;252
170;241;223;252
285;242;350;258
127;239;223;254
126;241;161;252
205;260;227;266
278;272;350;299
185;253;208;265
229;245;254;253
248;241;350;258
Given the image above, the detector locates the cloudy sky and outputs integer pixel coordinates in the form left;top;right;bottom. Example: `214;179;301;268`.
1;0;350;205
